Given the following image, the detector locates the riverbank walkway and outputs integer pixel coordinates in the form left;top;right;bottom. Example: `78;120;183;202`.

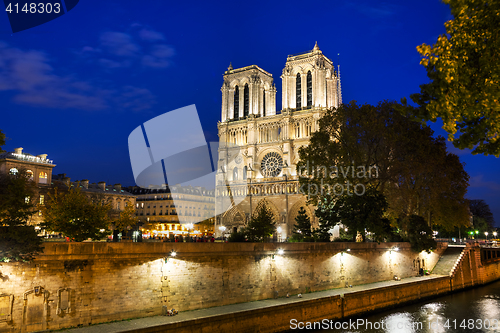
57;274;446;333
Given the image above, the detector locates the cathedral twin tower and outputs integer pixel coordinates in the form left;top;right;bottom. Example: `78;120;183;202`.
216;43;341;238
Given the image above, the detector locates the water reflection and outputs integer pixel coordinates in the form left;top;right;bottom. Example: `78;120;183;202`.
299;280;500;333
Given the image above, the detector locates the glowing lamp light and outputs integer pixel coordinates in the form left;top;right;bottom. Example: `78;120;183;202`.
277;249;284;255
170;250;177;257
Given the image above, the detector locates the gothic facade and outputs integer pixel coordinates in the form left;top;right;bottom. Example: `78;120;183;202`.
216;43;341;239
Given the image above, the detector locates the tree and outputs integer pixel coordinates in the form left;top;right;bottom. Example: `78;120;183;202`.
298;101;470;233
0;169;43;261
291;207;313;242
411;0;500;156
469;199;495;229
327;188;393;243
400;215;437;253
245;204;276;242
0;129;5;152
112;201;138;232
41;187;111;242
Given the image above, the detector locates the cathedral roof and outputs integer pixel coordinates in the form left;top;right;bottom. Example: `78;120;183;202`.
224;64;272;77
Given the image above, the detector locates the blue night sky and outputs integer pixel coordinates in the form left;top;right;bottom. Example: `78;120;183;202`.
1;0;499;226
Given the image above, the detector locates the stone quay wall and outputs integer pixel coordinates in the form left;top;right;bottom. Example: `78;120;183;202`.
0;242;446;332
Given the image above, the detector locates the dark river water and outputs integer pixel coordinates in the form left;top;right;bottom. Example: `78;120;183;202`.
287;280;500;332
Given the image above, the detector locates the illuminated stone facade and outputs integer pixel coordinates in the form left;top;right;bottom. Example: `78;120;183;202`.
128;185;215;238
0;147;55;225
216;43;341;239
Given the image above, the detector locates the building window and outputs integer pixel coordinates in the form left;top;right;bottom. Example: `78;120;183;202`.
243;166;247;180
244;84;249;117
39;172;48;184
234;85;239;119
307;71;312;107
233;167;238;181
263;90;266;116
27;170;33;180
296;73;302;109
39;195;44;205
9;168;18;175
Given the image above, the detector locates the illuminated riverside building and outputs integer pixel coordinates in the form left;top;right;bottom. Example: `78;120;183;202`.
52;174;136;218
127;185;215;238
216;43;341;238
0;147;55;225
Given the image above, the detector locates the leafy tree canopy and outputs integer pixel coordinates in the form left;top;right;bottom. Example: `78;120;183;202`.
291;206;314;242
411;0;500;156
245;204;276;242
469;199;495;229
41;187;111;242
112;201;138;231
0;169;42;261
298;101;470;232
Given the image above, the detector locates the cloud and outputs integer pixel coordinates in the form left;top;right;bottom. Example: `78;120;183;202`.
0;41;156;111
469;174;500;191
138;28;165;42
82;25;175;70
348;2;397;19
100;31;140;57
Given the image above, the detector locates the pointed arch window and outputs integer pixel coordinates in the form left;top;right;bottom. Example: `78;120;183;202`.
307;71;312;107
243;166;247;180
296;73;302;109
263;90;266;117
233;167;238;181
244;84;249;117
233;86;239;119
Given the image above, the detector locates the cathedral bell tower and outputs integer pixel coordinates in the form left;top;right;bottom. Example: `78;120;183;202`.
281;42;340;111
220;65;276;122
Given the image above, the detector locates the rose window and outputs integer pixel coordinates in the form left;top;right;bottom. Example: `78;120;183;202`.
261;152;283;177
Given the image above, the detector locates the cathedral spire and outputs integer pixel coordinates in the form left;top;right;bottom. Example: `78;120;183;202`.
228;62;233;71
313;41;320;51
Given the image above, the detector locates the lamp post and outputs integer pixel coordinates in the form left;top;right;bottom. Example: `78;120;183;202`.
485;231;488;241
219;226;226;241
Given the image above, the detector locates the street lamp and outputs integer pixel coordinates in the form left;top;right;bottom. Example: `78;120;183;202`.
219;226;226;240
485;232;489;241
493;231;497;238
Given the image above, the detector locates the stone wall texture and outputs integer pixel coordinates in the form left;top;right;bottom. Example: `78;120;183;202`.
0;241;479;333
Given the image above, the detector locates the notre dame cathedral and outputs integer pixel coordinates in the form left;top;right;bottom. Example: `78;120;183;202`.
215;43;341;239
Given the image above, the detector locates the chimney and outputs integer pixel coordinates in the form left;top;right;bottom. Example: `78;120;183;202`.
37;154;48;160
63;177;71;187
14;147;23;154
81;179;89;189
113;183;122;191
98;181;106;191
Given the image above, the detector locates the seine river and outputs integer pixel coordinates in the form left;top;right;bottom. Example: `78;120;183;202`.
288;280;500;332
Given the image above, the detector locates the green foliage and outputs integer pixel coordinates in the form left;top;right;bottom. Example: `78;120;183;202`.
291;207;314;242
469;199;495;230
314;195;337;242
0;169;42;261
0;129;5;152
399;215;437;253
0;226;42;262
411;0;500;156
112;201;138;232
228;230;247;242
328;188;392;243
0;170;37;226
298;101;470;233
245;204;276;242
41;187;111;242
